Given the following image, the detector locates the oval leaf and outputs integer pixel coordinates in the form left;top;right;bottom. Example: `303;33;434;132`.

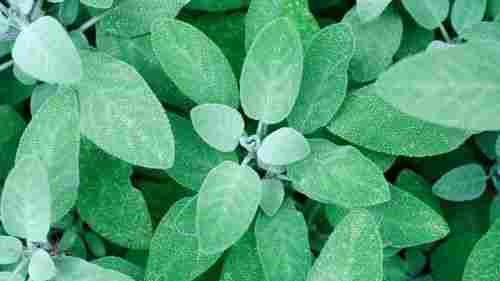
357;0;393;22
451;0;487;34
259;179;285;217
401;0;450;30
29;249;56;281
0;236;22;264
54;256;135;281
258;128;310;166
432;164;488;201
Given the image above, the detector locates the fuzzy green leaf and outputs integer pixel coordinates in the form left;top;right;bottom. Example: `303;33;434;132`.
187;0;249;11
80;0;113;8
29;249;56;281
0;236;22;264
432;164;488;202
196;161;262;254
258;128;310;166
401;0;450;30
357;0;393;22
395;170;442;213
259;179;285;217
93;257;144;281
54;256;135;281
462;21;500;42
451;0;487;34
30;84;57;115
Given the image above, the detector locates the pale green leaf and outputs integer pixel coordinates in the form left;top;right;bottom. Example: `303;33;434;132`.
1;156;50;242
13;65;37;85
328;85;469;157
288;139;390;208
12;16;82;84
10;0;34;15
220;230;265;281
462;21;500;42
54;256;135;281
58;0;80;26
16;87;80;222
375;42;500;131
307;210;383;281
258;128;310;166
30;84;57;115
255;206;312;281
432;164;488;202
29;249;56;281
240;18;304;124
151;18;239;108
0;236;22;264
76;50;175;169
196;161;262;254
146;197;221;281
451;0;487;34
80;0;113;9
0;272;23;281
288;23;355;134
191;104;244;152
357;0;393;22
259;179;285;217
93;257;144;281
401;0;450;30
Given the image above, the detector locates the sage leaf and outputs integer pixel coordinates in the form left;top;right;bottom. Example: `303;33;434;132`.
0;273;23;281
432;164;488;202
187;0;250;11
395;14;435;60
451;0;487;34
191;104;245;152
240;18;304;124
357;0;393;22
80;0;113;9
12;16;82;84
0;106;25;181
54;256;135;281
93;257;144;281
462;21;500;42
401;0;450;30
395;170;442;213
29;249;56;281
30;83;57;115
196;161;262;254
288;139;390;208
258;128;310;166
1;156;50;242
307;210;383;281
0;236;22;264
259;179;285;217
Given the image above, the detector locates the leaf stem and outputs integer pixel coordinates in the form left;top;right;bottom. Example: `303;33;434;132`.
77;9;112;33
438;23;452;43
0;60;13;72
256;121;268;140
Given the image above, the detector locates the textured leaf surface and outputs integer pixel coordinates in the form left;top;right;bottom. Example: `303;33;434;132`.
151;19;239;108
288;139;390;208
376;42;500;131
191;104;244;152
462;21;500;42
451;0;487;34
1;156;50;242
30;84;57;115
288;23;355;134
259;179;285;216
401;0;450;29
77;140;153;250
432;164;488;201
220;231;266;281
80;0;113;8
93;257;144;281
16;87;79;222
258;128;310;166
146;197;221;281
0;236;22;264
395;170;442;213
54;256;134;281
240;18;303;124
255;206;311;281
307;210;383;281
76;50;175;169
12;16;82;84
187;0;249;11
328;85;469;157
357;0;393;22
197;161;262;254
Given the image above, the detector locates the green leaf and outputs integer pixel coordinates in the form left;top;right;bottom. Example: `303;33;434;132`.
255;206;312;281
240;18;304;124
220;230;265;281
1;156;50;242
474;131;500;160
12;16;82;84
462;21;500;42
29;249;56;281
490;196;500;224
30;83;57;115
401;0;450;30
16;87;80;222
191;104;245;152
375;42;500;131
394;14;435;60
93;257;144;281
287;23;355;134
187;0;249;11
99;0;191;37
166;113;238;191
258;128;310;166
288;139;390;208
328;85;469;157
451;0;487;34
357;0;393;22
368;186;450;248
54;256;135;281
405;249;426;276
0;71;35;105
76;50;175;169
259;179;285;217
146;197;221;281
432;164;488;202
80;0;113;9
462;219;500;281
196;161;262;254
395;169;442;213
0;236;22;264
77;140;153;250
307;210;383;281
0;272;23;281
13;64;37;85
58;0;80;26
245;0;319;49
444;194;491;235
151;18;239;108
488;0;500;18
0;106;25;181
342;5;403;82
83;232;106;258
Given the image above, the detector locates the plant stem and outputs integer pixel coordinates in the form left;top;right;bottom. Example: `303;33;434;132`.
439;23;452;43
77;10;112;33
256;121;268;139
0;60;13;72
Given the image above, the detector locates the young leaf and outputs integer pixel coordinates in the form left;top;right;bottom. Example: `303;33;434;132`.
240;18;304;124
462;219;500;281
76;50;175;169
151;19;239;108
54;256;134;281
287;23;355;134
29;249;56;281
191;104;245;152
146;197;221;281
451;0;487;34
401;0;450;30
167;113;238;191
77;140;153;250
288;139;390;208
368;187;450;248
0;236;22;264
307;210;383;281
16;87;80;222
259;179;285;217
328;85;469;157
80;0;113;9
196;161;262;254
93;257;144;281
12;16;82;84
376;42;500;131
258;128;310;166
357;0;393;22
255;206;312;281
432;164;488;202
1;156;50;242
